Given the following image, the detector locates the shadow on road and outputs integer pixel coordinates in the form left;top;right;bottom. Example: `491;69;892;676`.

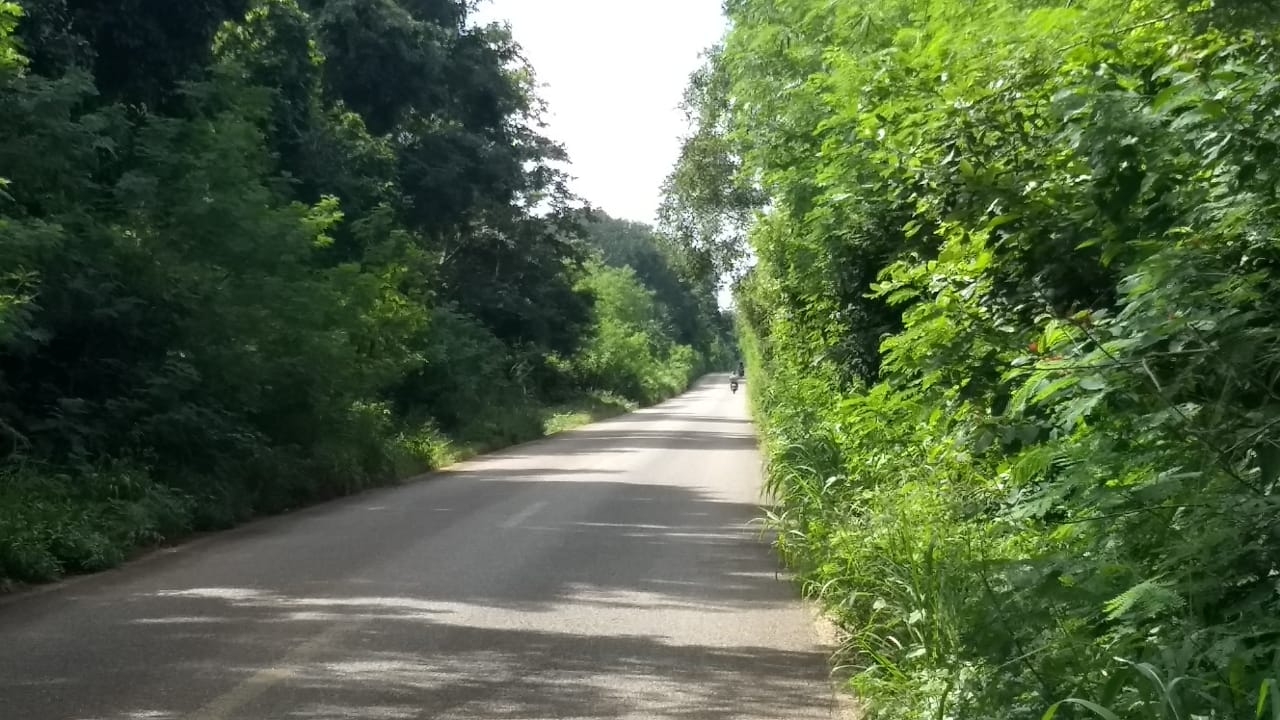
0;479;823;719
0;381;833;720
499;429;759;455
68;601;831;719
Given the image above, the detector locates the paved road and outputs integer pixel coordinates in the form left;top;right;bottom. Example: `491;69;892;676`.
0;376;840;720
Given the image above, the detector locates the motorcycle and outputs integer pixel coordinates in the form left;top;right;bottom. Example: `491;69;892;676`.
730;377;739;393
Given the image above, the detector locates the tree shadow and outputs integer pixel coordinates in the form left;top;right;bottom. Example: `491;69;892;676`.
437;467;628;481
242;619;834;719
498;429;759;456
0;382;832;720
12;600;834;719
0;478;826;718
648;415;754;425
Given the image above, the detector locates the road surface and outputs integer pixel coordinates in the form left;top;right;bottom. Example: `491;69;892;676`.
0;376;841;720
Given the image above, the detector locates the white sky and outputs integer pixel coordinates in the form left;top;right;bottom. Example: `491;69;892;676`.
471;1;728;226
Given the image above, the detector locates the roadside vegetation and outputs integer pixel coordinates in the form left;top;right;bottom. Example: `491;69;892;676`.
663;0;1280;717
0;0;733;586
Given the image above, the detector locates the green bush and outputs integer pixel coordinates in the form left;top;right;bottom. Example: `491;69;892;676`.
542;391;636;436
0;464;193;583
574;264;702;405
672;0;1280;717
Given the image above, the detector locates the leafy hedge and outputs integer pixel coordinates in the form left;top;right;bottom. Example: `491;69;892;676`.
669;0;1280;717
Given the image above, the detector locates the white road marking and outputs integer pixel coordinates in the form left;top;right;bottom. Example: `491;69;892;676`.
500;501;548;529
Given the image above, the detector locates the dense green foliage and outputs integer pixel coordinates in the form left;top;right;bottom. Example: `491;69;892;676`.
667;0;1280;717
0;0;727;585
581;214;736;404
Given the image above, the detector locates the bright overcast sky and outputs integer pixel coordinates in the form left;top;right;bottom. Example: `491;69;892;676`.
471;1;728;226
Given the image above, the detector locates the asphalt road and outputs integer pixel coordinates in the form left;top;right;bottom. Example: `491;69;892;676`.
0;375;841;720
